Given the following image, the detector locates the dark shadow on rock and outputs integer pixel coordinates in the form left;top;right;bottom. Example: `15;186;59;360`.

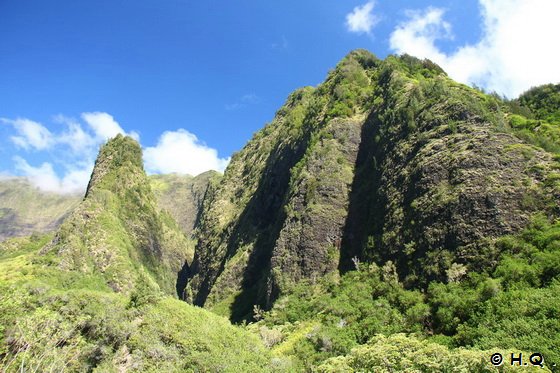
227;134;310;323
188;127;312;323
176;261;190;299
339;110;384;272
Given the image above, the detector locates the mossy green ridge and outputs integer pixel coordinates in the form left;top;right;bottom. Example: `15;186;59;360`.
42;135;193;296
0;178;81;241
187;50;559;319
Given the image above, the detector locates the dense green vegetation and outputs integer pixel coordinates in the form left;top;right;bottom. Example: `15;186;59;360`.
186;50;560;371
316;334;542;372
246;215;560;370
517;84;560;123
1;50;560;371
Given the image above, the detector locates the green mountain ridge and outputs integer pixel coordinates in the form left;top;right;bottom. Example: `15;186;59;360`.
1;50;559;372
41;135;194;295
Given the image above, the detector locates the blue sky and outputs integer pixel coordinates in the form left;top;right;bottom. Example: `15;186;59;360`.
1;1;559;193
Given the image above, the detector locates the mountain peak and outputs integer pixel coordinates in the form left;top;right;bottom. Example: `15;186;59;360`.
85;134;144;198
43;135;192;295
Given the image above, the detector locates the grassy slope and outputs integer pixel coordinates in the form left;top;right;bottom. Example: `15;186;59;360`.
0;236;272;372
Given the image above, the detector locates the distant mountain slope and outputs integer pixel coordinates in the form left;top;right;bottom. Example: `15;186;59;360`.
150;171;219;236
0;178;81;241
0;172;215;243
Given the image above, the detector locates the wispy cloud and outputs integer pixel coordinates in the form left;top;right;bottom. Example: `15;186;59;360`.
1;118;55;151
346;2;378;35
389;0;560;97
2;112;231;193
1;112;138;194
390;8;452;61
81;112;139;141
271;36;289;50
54;115;97;154
225;93;261;111
144;129;230;176
13;156;91;194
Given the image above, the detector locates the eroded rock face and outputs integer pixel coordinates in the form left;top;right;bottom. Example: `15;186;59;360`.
343;102;555;287
185;50;559;320
267;118;363;305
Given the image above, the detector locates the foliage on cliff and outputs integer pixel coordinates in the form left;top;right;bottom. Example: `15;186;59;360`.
187;49;559;315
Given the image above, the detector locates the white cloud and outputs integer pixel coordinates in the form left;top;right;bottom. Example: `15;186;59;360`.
389;8;451;63
144;129;230;176
346;2;378;35
1;112;140;194
271;36;289;50
13;156;91;194
389;0;560;97
55;115;97;154
3;113;227;193
1;118;54;150
81;112;139;142
225;93;261;111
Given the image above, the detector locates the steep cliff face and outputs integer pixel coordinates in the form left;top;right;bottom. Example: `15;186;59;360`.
186;50;560;321
42;135;193;296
